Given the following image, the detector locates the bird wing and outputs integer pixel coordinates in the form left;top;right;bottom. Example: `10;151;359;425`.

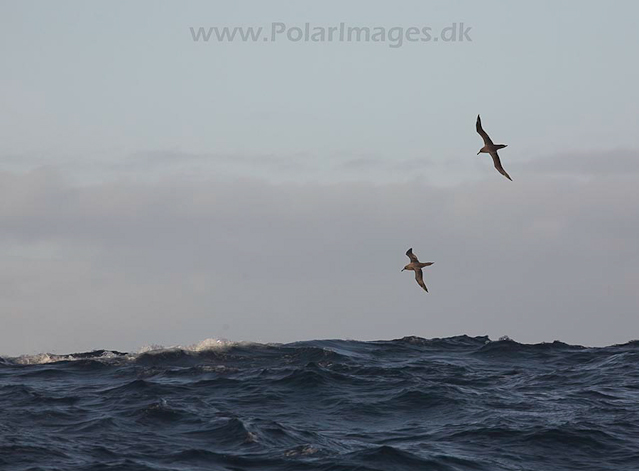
406;248;420;263
476;115;494;146
414;269;428;292
490;151;513;181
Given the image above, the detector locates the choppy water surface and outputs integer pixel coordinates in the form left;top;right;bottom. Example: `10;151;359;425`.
2;335;639;470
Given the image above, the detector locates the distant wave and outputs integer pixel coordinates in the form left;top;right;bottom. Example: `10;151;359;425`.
4;335;639;366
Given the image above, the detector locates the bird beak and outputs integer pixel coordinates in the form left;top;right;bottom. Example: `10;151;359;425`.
476;151;480;155
401;268;405;272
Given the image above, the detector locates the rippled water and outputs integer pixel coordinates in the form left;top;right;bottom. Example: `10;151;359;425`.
2;335;639;470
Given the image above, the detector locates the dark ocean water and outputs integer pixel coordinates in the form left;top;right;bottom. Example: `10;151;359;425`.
2;335;639;471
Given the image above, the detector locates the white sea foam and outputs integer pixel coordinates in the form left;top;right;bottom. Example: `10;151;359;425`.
186;338;256;352
135;338;256;355
13;353;68;365
10;350;124;366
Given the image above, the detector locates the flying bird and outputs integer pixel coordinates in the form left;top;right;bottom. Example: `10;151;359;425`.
402;248;434;292
476;115;512;181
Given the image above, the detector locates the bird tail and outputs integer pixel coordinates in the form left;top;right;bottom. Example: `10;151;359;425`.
494;144;507;150
418;262;434;268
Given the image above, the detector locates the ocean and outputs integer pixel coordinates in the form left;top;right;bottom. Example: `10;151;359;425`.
1;335;638;470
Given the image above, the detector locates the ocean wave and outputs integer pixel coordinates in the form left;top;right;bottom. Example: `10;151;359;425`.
5;335;639;367
2;335;639;470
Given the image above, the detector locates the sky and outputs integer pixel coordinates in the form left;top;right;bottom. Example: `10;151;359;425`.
1;1;638;355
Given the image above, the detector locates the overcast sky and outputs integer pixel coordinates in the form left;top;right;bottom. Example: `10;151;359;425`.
1;1;638;355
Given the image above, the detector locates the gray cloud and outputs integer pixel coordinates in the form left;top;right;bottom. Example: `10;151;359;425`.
1;159;638;355
338;157;384;170
337;156;436;174
130;150;311;169
519;149;639;176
